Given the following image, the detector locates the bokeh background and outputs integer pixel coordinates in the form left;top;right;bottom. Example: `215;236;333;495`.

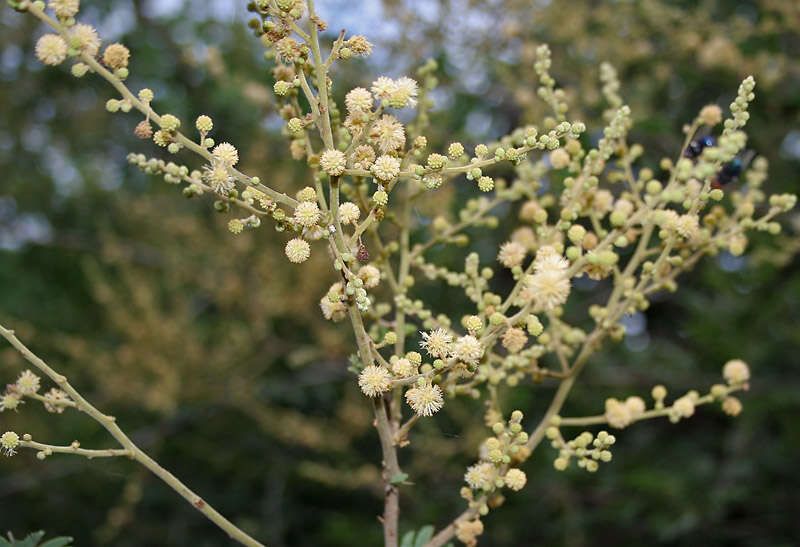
1;0;799;545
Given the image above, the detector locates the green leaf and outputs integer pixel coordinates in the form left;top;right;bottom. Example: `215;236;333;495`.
390;472;409;484
18;531;46;547
40;538;74;547
399;530;416;547
413;525;434;547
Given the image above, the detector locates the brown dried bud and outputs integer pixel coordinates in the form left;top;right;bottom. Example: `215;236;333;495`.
357;244;369;263
134;120;153;139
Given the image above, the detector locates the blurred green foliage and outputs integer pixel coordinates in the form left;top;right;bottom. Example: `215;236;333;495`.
1;1;799;545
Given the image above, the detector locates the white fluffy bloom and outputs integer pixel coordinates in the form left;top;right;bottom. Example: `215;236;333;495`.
345;87;373;113
389;76;418;108
203;164;234;195
625;396;646;418
371;76;395;100
339;202;361;224
294;201;320;227
285;238;311;263
357;264;381;288
392;358;416;378
675;214;700;240
464;462;496;490
451;335;483;365
49;0;80;18
320;149;347;176
604;398;632;429
16;370;41;395
212;142;239;166
371;155;401;181
358;365;392;397
533;246;569;272
370;114;405;154
497;241;526;268
405;384;444;416
522;269;570;311
723;359;750;385
673;395;696;418
35;34;67;66
504;469;527;491
69;23;101;57
320;282;347;322
420;328;453;358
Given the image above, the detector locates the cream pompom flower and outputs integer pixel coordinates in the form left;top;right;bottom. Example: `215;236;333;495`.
357;265;381;288
504;469;527;491
405;384;443;416
358;365;392;397
464;462;496;490
16;370;41;395
451;335;483;365
371;155;401;181
370;115;405;154
320;149;347;176
723;359;750;385
345;87;374;113
339;202;361;224
320;283;347;322
497;241;526;268
212;142;239;166
35;34;67;66
49;0;80;18
293;201;321;227
70;23;101;57
285;238;311;263
420;328;452;359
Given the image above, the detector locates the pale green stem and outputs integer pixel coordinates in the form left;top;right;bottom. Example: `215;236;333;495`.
0;324;266;547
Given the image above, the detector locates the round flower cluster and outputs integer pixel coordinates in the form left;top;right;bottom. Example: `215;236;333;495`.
358;365;392;397
16;370;41;394
503;468;527;491
195;115;213;133
320;149;347;176
405;384;444;416
357;265;380;288
1;431;19;457
339;202;360;224
370;115;405;154
345;87;373;113
420;328;453;358
293;201;320;227
451;334;483;365
604;396;646;429
501;327;528;353
212;142;239;166
35;34;67;66
497;241;526;268
371;155;401;181
521;246;571;311
49;0;80;18
370;76;418;108
285;238;311;263
392;358;416;378
203;164;234;195
464;462;496;490
70;23;101;57
102;43;130;69
320;283;347;322
722;359;750;385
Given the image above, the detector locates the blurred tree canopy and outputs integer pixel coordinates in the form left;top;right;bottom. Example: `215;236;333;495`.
1;0;799;545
